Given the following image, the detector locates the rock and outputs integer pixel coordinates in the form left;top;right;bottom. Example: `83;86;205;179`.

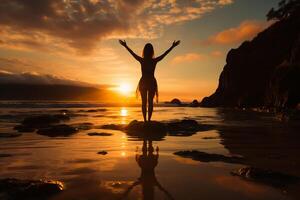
97;151;108;155
0;133;22;138
100;119;213;140
275;109;300;121
202;136;219;140
0;114;19;121
86;110;98;113
167;119;210;136
0;154;12;157
126;120;167;134
174;150;244;164
94;115;104;118
0;178;64;200
200;12;300;108
58;109;70;113
169;98;182;105
231;167;299;188
87;132;113;136
190;99;200;107
100;124;124;130
72;122;94;130
15;114;71;133
125;120;167;141
37;124;78;137
14;125;36;133
22;114;70;127
80;109;107;113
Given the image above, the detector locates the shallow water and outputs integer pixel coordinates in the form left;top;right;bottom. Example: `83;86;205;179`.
0;103;299;200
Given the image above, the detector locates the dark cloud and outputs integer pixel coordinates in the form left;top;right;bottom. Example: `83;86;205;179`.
0;0;233;54
0;0;137;52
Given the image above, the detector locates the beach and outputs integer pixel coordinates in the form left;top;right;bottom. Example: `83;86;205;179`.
0;102;299;200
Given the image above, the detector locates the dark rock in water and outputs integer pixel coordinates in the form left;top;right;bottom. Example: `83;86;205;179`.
200;12;300;108
202;136;219;140
94;115;104;118
0;178;64;200
100;124;125;130
16;114;71;133
126;120;167;134
231;167;300;188
14;125;36;133
22;114;70;127
0;133;22;138
72;122;94;130
37;124;78;137
0;154;12;157
58;109;70;113
169;98;182;105
167;119;211;136
86;110;98;113
174;150;244;164
101;119;214;140
167;119;198;131
125;120;167;141
87;132;113;136
275;109;300;122
80;109;107;113
190;99;200;107
97;151;108;155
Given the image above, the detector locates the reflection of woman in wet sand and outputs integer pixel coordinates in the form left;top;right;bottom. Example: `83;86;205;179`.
119;40;180;122
120;140;174;200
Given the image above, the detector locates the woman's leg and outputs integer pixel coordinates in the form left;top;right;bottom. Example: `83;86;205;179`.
148;90;155;121
140;89;147;122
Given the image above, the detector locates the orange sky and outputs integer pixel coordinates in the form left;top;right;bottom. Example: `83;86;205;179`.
0;0;278;102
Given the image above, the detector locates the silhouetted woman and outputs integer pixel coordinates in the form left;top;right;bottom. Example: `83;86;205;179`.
119;40;180;122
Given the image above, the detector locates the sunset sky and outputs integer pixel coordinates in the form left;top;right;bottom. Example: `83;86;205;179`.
0;0;278;101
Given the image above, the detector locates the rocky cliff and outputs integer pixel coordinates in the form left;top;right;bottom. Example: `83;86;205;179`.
201;11;300;109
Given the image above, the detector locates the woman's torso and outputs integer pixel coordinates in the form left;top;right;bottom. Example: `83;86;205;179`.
140;58;157;78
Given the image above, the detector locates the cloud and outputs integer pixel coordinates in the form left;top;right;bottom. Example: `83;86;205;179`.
203;20;271;45
210;50;223;57
171;53;206;64
218;0;233;5
0;0;234;54
0;70;104;87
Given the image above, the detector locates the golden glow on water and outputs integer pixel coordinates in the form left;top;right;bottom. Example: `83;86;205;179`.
120;107;129;124
120;107;128;117
121;151;127;157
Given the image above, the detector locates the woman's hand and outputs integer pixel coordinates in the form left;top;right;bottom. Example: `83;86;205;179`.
155;40;181;62
172;40;180;48
119;39;127;47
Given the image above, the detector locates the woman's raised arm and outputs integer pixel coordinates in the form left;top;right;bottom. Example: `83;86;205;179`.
119;40;142;62
155;40;180;62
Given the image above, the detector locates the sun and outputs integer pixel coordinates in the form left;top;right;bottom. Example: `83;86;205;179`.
118;83;132;95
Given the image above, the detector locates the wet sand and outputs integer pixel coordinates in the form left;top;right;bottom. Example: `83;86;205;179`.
0;103;299;200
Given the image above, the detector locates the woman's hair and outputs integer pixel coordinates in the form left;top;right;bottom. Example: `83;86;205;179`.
142;43;154;58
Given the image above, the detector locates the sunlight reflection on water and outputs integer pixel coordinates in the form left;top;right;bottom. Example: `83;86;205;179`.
120;107;128;117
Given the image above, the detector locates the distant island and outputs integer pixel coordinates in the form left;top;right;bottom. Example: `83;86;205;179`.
0;72;118;101
0;84;112;101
